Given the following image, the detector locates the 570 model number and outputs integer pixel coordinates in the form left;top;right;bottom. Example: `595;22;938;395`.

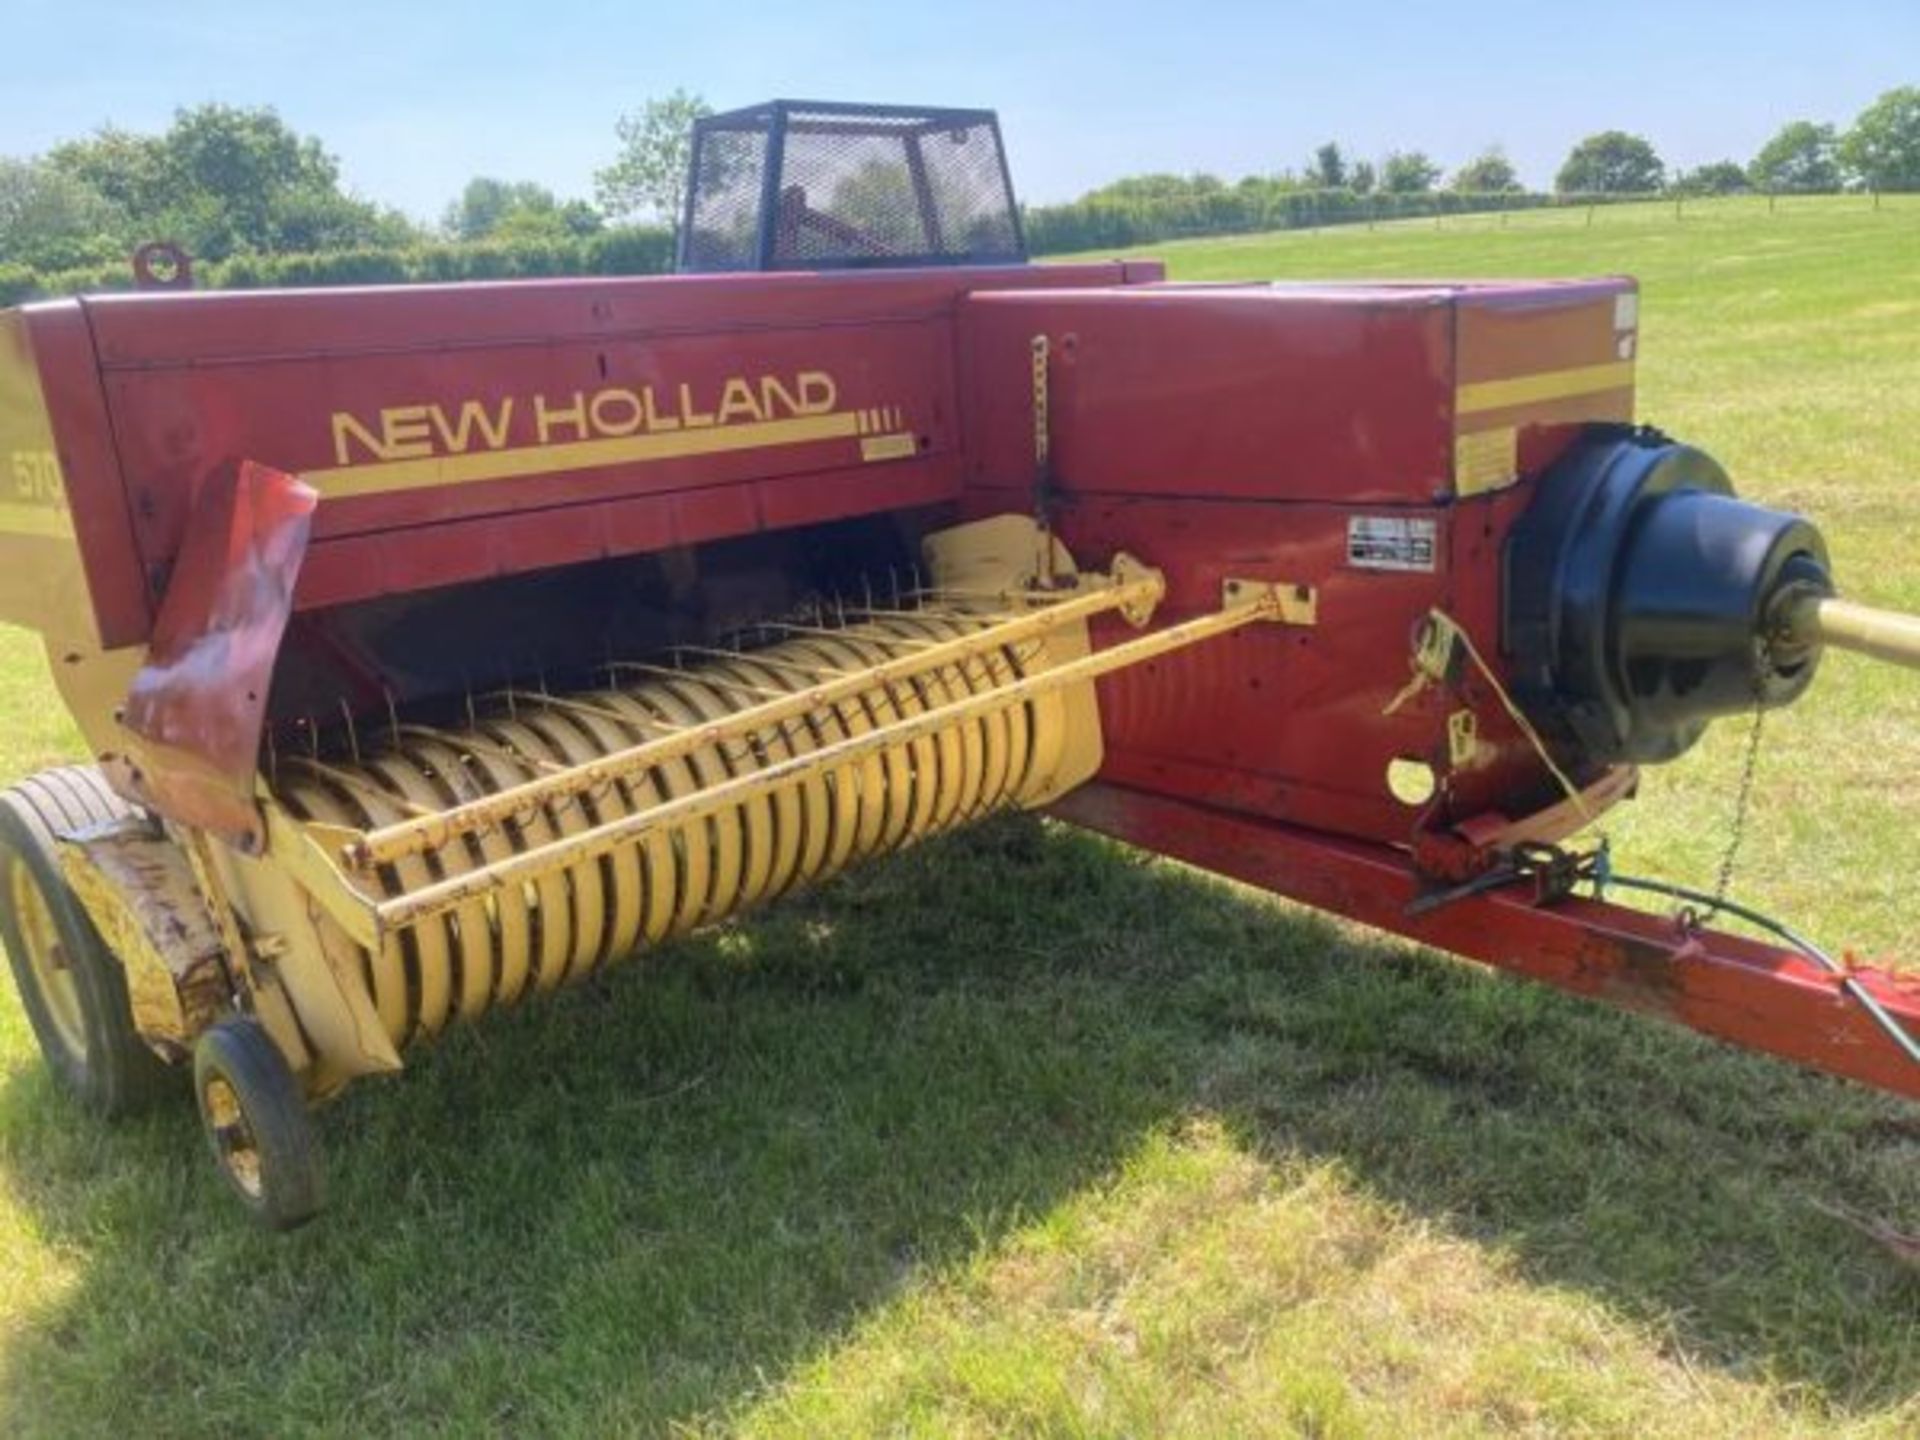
7;450;64;505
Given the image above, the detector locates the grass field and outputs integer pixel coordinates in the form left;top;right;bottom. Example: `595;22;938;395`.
1;195;1917;1437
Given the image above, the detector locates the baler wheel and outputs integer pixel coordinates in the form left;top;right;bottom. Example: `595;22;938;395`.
0;766;168;1115
193;1017;325;1229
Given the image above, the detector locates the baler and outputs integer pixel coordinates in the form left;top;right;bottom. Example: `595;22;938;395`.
0;100;1915;1227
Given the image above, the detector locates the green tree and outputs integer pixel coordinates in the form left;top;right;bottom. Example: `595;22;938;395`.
45;126;170;220
1349;160;1376;195
1309;142;1346;189
1749;120;1840;192
1840;86;1920;192
555;201;604;237
447;178;546;239
166;103;338;249
271;190;415;255
47;105;406;261
1555;131;1663;194
1673;160;1750;196
595;90;710;237
1380;150;1441;194
1451;147;1519;193
1090;173;1226;202
445;179;601;241
0;158;126;269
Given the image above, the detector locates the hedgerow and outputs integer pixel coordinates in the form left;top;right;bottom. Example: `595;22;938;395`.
0;191;1688;306
0;227;676;306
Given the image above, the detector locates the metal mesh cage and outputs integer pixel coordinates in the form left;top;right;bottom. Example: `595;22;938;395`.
680;101;1027;272
683;123;770;272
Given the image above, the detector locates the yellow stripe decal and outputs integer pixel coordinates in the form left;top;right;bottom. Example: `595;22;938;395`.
0;502;76;539
860;433;917;462
304;411;864;500
1455;360;1635;417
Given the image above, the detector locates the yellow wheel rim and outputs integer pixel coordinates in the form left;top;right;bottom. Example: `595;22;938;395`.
202;1074;264;1199
7;860;86;1061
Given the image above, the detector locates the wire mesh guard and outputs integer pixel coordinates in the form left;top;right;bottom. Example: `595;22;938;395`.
681;101;1027;272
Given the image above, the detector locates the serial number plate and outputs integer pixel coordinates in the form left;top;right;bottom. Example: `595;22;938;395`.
1347;515;1437;573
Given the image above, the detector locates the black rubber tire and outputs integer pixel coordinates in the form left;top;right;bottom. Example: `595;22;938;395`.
0;765;170;1115
193;1017;326;1229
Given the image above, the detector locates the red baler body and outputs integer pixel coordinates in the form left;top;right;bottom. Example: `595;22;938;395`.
2;262;1914;1103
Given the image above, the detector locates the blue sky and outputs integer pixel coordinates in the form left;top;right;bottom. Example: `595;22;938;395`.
4;1;1913;220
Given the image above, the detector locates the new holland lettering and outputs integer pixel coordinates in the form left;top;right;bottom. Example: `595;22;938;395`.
330;370;840;467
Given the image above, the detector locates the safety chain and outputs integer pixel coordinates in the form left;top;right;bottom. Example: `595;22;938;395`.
1703;685;1769;922
1383;619;1911;1072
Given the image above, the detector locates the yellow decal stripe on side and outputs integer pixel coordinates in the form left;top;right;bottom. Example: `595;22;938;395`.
860;433;917;462
1455;360;1635;416
304;412;865;500
0;501;76;539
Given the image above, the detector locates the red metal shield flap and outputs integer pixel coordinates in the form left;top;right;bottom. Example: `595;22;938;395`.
115;460;316;850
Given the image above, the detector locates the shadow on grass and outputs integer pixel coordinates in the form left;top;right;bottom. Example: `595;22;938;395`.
1;814;1915;1434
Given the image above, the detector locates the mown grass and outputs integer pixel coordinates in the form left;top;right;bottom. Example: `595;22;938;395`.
2;194;1917;1437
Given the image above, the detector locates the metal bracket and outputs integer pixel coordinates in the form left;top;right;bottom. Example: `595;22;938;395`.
261;802;381;951
1110;553;1164;627
1222;578;1319;626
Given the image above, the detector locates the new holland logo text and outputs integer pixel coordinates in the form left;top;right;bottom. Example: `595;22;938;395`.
302;370;905;501
330;370;840;467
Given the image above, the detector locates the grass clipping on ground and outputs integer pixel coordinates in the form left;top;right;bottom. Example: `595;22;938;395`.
1;195;1918;1438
